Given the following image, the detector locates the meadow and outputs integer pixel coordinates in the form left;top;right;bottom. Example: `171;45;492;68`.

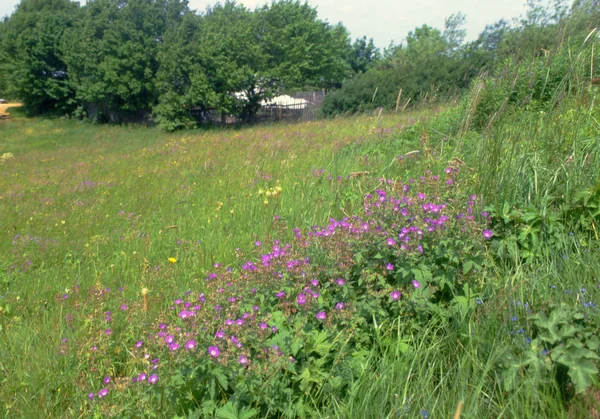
0;86;599;418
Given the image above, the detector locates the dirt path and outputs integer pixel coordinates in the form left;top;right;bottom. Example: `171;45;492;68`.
0;103;22;118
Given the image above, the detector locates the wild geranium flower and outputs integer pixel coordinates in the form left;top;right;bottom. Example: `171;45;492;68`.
296;293;307;305
482;229;493;239
120;304;127;311
88;392;94;400
311;279;319;287
336;278;345;286
103;376;110;385
391;290;402;301
238;355;249;365
335;302;345;310
184;340;196;350
98;388;108;398
169;342;180;351
165;335;175;344
178;310;195;319
208;346;220;358
412;280;421;288
259;323;268;330
275;291;285;298
138;373;147;382
316;311;327;320
386;263;394;271
216;330;225;339
148;374;158;384
386;238;396;246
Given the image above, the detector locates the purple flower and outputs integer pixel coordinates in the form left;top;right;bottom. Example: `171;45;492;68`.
275;291;285;299
208;346;220;358
165;335;175;344
311;279;319;287
336;278;345;286
386;238;396;246
103;376;110;385
120;304;127;311
316;311;327;320
88;392;94;400
135;340;143;348
184;340;196;350
138;373;147;382
391;290;402;301
169;342;180;351
148;374;158;384
412;280;421;289
98;388;108;398
335;302;345;310
216;330;225;339
386;263;394;271
179;310;195;319
482;229;493;239
238;355;249;365
259;323;268;330
297;293;307;305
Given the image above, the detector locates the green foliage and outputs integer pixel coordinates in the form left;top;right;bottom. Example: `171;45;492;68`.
62;0;188;122
499;302;599;395
323;20;473;115
347;36;381;75
465;31;599;130
0;0;78;115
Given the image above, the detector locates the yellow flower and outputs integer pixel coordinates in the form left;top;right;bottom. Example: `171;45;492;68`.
168;257;177;263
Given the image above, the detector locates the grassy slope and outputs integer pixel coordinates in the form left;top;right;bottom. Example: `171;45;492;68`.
0;96;599;417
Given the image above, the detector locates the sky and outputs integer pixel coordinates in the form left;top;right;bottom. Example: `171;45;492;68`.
0;0;533;48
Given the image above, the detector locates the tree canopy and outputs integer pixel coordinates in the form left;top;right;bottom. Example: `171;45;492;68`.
0;0;353;128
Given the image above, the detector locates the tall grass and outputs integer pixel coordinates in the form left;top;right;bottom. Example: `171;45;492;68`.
0;54;599;416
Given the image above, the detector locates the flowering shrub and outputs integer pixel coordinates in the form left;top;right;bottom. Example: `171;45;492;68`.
84;167;494;416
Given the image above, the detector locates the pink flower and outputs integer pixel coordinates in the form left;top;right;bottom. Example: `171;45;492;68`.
482;229;493;239
148;374;158;384
184;340;196;350
391;290;402;301
208;346;220;358
412;280;421;289
316;311;327;320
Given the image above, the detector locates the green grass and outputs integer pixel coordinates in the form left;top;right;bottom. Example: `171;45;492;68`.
0;94;599;418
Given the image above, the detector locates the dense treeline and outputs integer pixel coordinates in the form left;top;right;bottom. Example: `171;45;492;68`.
0;0;598;128
0;0;367;129
322;0;600;115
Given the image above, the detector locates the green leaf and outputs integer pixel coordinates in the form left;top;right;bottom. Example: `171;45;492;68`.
567;358;598;394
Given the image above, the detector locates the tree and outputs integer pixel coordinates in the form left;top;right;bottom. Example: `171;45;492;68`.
347;36;381;75
62;0;188;122
0;0;79;115
256;0;351;91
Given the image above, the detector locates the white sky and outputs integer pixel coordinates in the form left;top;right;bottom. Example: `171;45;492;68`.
1;0;535;48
